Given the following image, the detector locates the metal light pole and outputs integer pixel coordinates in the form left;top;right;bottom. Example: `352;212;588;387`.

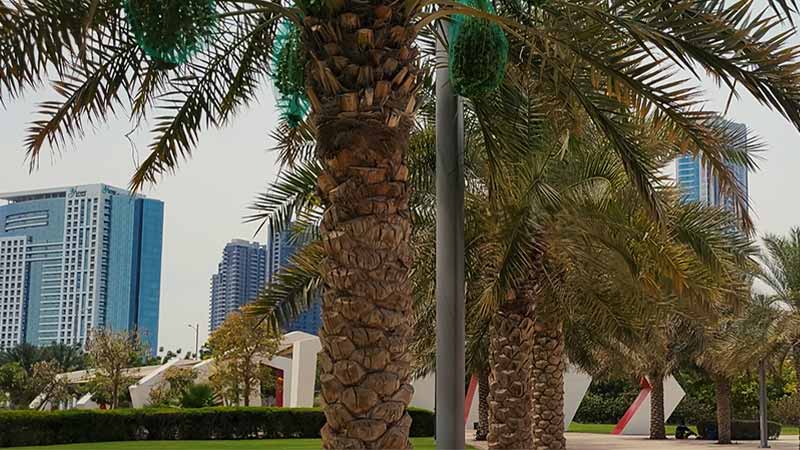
188;323;200;359
759;359;770;448
435;21;466;450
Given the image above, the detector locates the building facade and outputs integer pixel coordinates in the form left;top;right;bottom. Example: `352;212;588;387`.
0;184;164;354
676;120;749;210
208;240;267;331
267;227;322;335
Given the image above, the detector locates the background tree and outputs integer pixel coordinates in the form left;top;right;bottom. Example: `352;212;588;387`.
760;228;800;400
86;329;146;409
697;296;788;444
149;366;198;407
208;306;281;407
27;360;72;411
39;343;86;373
0;362;28;409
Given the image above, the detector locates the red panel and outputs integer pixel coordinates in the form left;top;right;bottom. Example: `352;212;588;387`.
464;375;479;424
611;377;652;435
274;369;284;408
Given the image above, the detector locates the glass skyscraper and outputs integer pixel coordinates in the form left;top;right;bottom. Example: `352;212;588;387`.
208;240;267;331
0;184;163;354
676;120;749;210
268;227;322;335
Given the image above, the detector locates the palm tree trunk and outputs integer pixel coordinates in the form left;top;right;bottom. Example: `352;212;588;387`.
488;293;535;450
531;319;566;450
649;373;666;440
476;369;490;441
715;376;733;444
310;12;419;447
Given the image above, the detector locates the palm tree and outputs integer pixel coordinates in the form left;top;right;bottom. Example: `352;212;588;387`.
6;1;800;448
40;343;86;372
0;343;42;375
760;229;800;400
697;295;789;445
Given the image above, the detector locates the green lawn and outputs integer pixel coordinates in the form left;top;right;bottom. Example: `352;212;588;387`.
16;438;473;450
568;423;800;436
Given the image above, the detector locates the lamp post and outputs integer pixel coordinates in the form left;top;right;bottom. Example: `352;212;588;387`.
188;323;200;359
435;21;466;450
759;359;770;448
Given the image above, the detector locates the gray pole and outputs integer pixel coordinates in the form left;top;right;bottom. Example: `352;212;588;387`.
435;21;466;450
759;359;770;448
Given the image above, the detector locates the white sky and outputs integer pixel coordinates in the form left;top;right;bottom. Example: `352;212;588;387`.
3;10;800;351
1;87;280;353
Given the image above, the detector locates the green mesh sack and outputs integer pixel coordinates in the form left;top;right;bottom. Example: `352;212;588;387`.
124;0;216;66
449;0;509;98
271;21;310;127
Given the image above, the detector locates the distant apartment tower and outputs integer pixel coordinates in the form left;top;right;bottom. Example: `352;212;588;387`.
267;226;322;335
0;184;164;354
208;240;267;331
676;120;749;210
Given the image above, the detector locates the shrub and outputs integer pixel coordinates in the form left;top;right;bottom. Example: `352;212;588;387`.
770;395;799;425
0;406;435;447
695;419;782;440
180;383;216;409
573;391;638;424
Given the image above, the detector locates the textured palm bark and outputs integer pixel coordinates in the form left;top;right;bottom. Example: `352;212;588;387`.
476;369;490;441
531;320;566;450
649;374;666;440
488;293;535;450
305;3;420;449
715;377;732;445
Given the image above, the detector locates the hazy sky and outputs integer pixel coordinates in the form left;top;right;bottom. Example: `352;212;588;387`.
3;25;800;352
1;87;281;353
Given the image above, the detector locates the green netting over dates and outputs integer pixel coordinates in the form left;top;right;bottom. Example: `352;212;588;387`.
449;0;509;98
271;20;310;127
124;0;216;66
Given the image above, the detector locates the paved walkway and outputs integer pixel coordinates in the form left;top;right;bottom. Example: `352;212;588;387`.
466;432;799;449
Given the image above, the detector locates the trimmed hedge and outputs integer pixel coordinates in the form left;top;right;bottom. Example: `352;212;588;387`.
695;419;782;440
0;407;435;447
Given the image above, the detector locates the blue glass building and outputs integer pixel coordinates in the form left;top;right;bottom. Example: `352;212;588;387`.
208;240;267;331
676;120;749;211
268;227;322;335
0;184;164;354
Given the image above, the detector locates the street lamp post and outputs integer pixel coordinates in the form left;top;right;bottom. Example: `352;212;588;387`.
188;323;200;359
435;22;466;450
759;359;770;448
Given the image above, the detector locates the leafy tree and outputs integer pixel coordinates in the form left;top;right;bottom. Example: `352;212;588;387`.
85;329;146;409
759;228;800;400
149;366;198;407
27;360;72;411
0;362;28;408
207;306;281;407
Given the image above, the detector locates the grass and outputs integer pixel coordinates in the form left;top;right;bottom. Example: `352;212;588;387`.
15;438;472;450
568;423;800;436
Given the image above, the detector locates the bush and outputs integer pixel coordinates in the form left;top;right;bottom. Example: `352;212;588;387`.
770;395;799;425
573;392;638;424
0;406;435;447
695;419;782;440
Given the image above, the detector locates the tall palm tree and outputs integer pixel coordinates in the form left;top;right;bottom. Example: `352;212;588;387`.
6;1;800;448
760;229;800;400
697;295;789;445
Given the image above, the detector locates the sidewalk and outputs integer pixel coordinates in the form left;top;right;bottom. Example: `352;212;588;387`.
466;432;799;449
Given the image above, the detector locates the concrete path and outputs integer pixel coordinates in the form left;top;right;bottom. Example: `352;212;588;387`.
466;432;799;450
